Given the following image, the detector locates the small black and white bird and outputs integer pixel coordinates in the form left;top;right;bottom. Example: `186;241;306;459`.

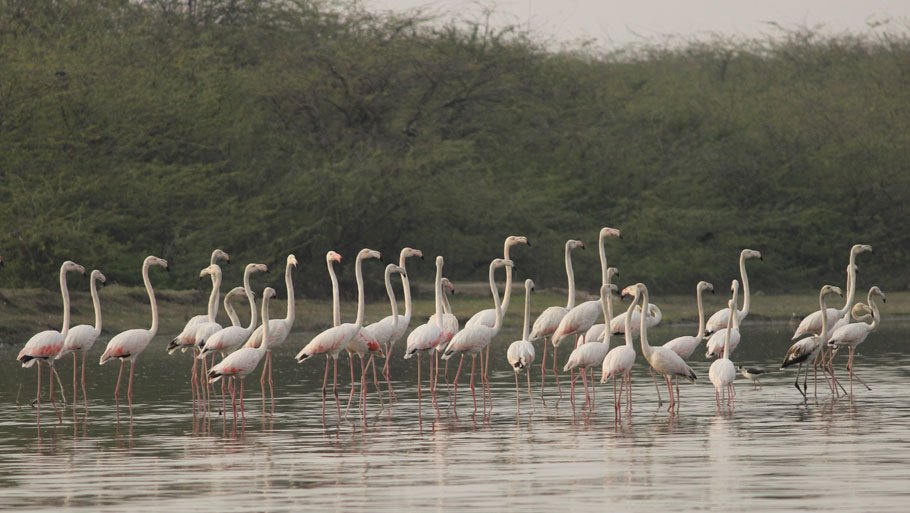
738;365;766;386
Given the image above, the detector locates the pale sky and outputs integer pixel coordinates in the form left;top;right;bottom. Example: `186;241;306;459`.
362;0;910;47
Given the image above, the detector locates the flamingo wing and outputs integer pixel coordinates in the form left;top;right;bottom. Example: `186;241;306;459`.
529;306;568;342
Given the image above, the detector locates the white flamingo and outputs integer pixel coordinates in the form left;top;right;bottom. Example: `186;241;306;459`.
57;269;106;409
192;263;226;407
246;254;299;403
443;258;513;416
828;286;885;395
709;283;739;409
405;256;448;412
634;283;698;414
355;259;404;405
17;260;85;420
601;287;639;415
704;249;762;334
791;244;871;340
199;263;268;358
507;279;536;408
208;287;276;420
529;239;584;399
705;280;741;359
344;264;402;417
99;256;169;411
663;281;714;359
781;284;843;400
295;249;380;421
380;247;424;397
563;283;618;411
433;277;459;392
167;249;229;407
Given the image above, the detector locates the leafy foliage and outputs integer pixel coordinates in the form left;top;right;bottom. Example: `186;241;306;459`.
0;1;907;295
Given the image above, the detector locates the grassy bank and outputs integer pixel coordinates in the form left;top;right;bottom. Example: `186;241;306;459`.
0;284;900;344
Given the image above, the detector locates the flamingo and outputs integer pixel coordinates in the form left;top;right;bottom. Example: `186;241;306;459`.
709;283;739;409
600;302;662;339
381;247;424;398
634;283;698;414
99;256;169;412
295;249;380;421
17;260;85;420
246;254;299;403
529;239;584;400
192;263;226;408
663;281;715;359
166;249;229;396
433;277;459;392
828;286;885;395
356;259;405;405
601;286;639;415
704;249;762;335
781;284;843;400
443;258;513;415
563;283;618;411
405;256;448;413
208;287;276;420
198;264;268;410
552;227;621;401
344;264;403;417
791;244;871;340
507;279;536;408
465;236;529;381
57;269;106;410
705;281;741;359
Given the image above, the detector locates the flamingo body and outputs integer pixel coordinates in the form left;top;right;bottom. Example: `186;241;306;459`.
507;340;535;371
18;331;65;367
100;329;154;364
705;328;741;359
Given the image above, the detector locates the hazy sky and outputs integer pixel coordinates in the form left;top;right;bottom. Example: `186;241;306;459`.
362;0;910;47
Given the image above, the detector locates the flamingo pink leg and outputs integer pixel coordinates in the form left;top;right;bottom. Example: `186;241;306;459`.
321;357;330;422
114;360;125;404
81;353;89;410
470;354;478;415
36;361;42;424
452;354;465;413
540;338;548;403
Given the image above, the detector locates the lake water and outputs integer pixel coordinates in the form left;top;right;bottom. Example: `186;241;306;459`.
1;321;907;512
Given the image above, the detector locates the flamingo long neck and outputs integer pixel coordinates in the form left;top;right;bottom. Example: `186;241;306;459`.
284;260;296;328
695;286;706;339
60;266;71;336
598;232;608;286
354;255;366;328
433;262;443;328
328;259;340;327
723;288;738;361
259;295;270;354
206;270;220;322
441;285;452;315
501;242;515;314
818;289;830;340
399;252;413;322
639;287;654;361
839;262;857;317
243;269;257;332
143;260;159;337
739;252;751;317
223;293;241;327
867;290;881;331
490;264;505;334
522;283;531;341
623;296;637;349
90;274;102;335
385;267;399;328
565;244;576;310
602;288;614;348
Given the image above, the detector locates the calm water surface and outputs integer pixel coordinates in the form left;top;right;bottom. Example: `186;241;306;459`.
1;322;908;512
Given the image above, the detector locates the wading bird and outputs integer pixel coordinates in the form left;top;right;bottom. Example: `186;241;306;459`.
57;269;106;409
709;283;739;409
781;284;843;400
507;279;536;408
704;249;762;335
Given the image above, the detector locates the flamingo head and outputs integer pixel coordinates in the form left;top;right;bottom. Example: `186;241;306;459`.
62;260;86;275
525;279;535;292
401;247;423;260
441;277;455;294
287;254;299;268
91;270;106;285
567;239;585;251
326;251;342;264
743;249;762;261
367;340;384;357
698;281;714;294
146;256;169;271
852;244;873;256
247;263;269;275
199;264;221;279
599;227;622;240
211;249;230;264
506;235;530;248
225;286;247;299
606;266;619;283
